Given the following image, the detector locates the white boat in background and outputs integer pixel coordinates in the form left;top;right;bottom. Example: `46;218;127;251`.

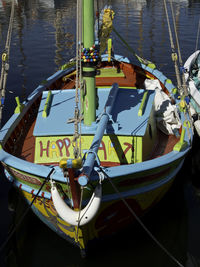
184;50;200;135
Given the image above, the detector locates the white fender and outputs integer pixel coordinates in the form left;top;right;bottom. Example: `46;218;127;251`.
51;182;102;226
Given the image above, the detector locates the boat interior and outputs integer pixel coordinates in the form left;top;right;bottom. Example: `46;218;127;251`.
3;61;180;167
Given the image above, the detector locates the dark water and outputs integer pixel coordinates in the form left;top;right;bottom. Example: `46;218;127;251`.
0;0;200;266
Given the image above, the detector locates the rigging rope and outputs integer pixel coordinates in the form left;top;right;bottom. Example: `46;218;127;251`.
72;0;83;247
163;0;192;142
73;0;82;159
0;0;15;129
98;166;184;267
169;0;188;97
112;27;156;68
163;0;182;92
195;18;200;52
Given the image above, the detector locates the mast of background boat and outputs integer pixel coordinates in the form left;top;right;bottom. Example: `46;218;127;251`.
0;0;15;129
82;0;96;125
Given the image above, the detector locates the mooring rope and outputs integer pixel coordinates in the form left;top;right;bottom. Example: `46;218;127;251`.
0;0;15;129
98;167;184;267
0;168;55;252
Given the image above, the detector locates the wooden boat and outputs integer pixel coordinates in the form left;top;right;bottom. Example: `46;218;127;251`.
184;50;200;135
0;0;193;256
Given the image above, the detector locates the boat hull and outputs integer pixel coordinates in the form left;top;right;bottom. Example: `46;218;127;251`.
3;155;184;251
0;54;193;254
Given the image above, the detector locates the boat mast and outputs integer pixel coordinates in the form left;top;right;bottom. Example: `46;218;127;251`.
82;0;96;126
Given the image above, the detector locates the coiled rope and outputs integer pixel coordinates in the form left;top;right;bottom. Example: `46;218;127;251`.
0;0;15;129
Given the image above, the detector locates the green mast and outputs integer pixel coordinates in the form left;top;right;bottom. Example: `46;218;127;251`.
82;0;96;125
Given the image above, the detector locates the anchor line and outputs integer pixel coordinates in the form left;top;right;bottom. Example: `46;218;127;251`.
0;168;55;252
98;166;184;267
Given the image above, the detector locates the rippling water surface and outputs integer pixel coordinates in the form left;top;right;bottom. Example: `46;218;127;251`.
0;0;200;266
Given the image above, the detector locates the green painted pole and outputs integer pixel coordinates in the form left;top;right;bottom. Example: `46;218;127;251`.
83;0;96;125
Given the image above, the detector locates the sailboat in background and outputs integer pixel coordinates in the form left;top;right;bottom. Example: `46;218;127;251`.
0;0;193;256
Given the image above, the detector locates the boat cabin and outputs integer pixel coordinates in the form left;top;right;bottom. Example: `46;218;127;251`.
33;87;156;166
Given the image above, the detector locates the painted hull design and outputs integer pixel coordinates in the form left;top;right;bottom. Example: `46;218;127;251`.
3;155;184;249
0;54;192;253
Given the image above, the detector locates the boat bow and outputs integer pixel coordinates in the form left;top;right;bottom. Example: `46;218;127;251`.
51;180;102;226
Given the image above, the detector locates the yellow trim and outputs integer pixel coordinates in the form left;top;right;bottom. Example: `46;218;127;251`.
107;38;112;62
173;128;188;152
138;91;148;116
97;86;137;89
96;68;125;78
2;52;8;62
171;52;178;61
59;158;83;169
42;91;52;118
183;120;191;128
62;70;76;82
147;63;156;69
166;79;172;84
14;96;24;114
134;136;142;163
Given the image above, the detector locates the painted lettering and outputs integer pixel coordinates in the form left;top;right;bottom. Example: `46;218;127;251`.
63;138;71;157
40;140;50;157
36;136;134;164
56;139;64;157
108;140;117;156
98;140;107;160
49;141;60;158
122;142;134;159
